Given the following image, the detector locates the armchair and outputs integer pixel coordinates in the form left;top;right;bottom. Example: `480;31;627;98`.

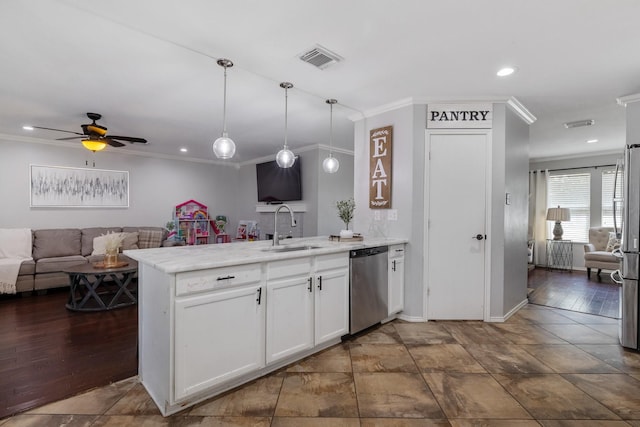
583;227;621;279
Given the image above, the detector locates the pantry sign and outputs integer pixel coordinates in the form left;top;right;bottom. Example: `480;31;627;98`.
427;103;492;129
369;125;392;209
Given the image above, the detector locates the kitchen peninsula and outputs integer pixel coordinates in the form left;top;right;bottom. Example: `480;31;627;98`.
125;235;407;416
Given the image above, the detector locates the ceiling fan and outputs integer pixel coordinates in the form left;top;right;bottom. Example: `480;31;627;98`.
30;112;148;152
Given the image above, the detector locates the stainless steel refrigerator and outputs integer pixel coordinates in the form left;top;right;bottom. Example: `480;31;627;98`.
614;144;640;349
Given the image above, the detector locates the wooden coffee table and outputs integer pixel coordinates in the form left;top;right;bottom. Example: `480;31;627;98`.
64;261;138;311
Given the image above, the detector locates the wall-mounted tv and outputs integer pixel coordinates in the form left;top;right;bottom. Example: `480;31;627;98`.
256;156;302;203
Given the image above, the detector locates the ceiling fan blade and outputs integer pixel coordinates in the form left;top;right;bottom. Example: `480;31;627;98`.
105;138;126;148
32;126;83;136
107;135;148;144
56;136;84;141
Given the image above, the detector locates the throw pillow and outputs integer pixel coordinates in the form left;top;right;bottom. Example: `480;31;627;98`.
606;232;621;252
138;229;163;249
121;232;139;251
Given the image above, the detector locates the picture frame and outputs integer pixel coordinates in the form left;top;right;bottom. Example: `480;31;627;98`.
30;164;129;208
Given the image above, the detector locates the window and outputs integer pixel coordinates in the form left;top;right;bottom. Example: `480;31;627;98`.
547;173;590;242
602;169;623;228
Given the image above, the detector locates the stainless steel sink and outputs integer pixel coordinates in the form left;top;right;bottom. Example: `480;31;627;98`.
262;245;321;253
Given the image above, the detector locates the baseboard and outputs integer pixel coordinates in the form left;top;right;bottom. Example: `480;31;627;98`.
397;313;427;322
487;298;528;323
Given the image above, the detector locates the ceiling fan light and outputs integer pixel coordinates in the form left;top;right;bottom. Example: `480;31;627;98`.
322;155;339;173
81;139;107;152
276;147;296;168
213;132;236;159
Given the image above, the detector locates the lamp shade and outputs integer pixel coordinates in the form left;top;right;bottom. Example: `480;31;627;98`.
546;206;571;222
81;139;107;152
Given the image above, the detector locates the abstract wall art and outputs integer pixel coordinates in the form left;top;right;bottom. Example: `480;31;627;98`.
30;165;129;208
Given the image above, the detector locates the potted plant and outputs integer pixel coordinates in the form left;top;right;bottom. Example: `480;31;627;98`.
336;198;356;238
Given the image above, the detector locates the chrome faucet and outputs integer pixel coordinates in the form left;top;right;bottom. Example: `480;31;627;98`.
273;204;297;246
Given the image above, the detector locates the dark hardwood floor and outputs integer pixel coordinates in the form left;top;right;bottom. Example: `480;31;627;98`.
0;288;137;420
528;267;620;318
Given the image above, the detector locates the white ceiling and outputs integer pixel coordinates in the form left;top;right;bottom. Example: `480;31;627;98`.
1;0;639;163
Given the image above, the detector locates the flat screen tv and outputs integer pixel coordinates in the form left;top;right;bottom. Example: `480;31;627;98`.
256;156;302;203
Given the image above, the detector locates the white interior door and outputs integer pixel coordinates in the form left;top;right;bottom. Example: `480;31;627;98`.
426;132;488;320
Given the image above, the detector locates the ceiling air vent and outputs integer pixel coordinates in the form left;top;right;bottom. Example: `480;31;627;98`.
564;119;595;129
299;45;342;70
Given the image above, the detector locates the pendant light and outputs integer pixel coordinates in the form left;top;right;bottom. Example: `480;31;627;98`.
276;82;295;168
212;58;236;159
322;99;340;173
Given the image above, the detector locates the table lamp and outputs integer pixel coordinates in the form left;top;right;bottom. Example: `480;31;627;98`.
546;205;571;240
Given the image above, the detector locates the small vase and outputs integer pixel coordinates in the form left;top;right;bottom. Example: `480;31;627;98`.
339;229;354;239
104;248;119;268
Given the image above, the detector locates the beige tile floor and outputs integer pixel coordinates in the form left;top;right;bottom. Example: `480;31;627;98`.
3;304;640;426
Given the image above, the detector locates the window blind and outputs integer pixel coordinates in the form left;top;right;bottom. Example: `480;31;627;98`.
547;173;590;242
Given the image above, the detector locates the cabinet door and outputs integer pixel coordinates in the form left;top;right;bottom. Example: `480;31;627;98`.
174;284;265;400
314;268;349;345
266;276;314;364
388;256;405;315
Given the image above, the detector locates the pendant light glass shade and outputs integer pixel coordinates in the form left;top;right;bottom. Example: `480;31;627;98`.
276;82;296;168
322;156;339;173
322;98;339;173
212;132;235;159
212;59;236;159
81;139;107;152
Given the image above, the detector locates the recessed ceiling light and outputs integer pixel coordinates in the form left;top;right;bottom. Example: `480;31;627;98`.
586;139;598;144
180;147;188;153
496;66;517;77
22;125;34;131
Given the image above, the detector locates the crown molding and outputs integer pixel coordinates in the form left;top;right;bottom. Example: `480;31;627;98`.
347;97;415;122
617;93;640;106
530;148;623;163
348;96;536;124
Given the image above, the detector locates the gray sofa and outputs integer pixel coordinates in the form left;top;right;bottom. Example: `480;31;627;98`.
16;226;170;294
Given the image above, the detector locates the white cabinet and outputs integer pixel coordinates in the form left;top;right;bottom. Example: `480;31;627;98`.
314;254;349;344
266;258;314;364
265;253;349;364
388;244;405;316
174;283;265;400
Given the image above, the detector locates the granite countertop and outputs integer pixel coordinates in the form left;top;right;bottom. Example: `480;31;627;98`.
124;235;407;274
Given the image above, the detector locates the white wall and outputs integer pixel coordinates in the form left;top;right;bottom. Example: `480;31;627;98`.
317;148;356;236
353;102;529;320
353;104;426;319
0;138;240;230
500;105;530;315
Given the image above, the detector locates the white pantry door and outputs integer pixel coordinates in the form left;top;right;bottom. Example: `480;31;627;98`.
426;132;488;320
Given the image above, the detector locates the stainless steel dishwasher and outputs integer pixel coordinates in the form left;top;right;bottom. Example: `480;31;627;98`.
349;246;388;334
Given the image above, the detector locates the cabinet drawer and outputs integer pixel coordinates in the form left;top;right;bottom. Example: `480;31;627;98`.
388;244;405;259
315;252;349;272
176;264;261;296
268;257;312;280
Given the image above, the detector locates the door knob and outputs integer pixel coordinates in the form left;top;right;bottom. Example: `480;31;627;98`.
473;234;484;240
